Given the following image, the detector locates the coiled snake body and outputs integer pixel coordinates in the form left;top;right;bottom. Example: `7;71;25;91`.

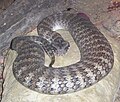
10;11;114;94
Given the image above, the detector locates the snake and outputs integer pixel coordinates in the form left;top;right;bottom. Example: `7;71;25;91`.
10;10;114;95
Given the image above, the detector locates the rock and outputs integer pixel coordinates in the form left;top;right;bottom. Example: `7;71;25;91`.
0;0;71;55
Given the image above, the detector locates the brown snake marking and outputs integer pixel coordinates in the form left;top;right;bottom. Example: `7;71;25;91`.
10;11;114;94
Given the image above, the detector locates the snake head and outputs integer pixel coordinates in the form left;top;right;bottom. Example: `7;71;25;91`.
51;37;70;56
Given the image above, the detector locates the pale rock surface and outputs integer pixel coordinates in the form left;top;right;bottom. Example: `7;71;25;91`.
1;27;120;102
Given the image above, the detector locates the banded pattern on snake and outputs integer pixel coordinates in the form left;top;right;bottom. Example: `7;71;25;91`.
10;11;114;94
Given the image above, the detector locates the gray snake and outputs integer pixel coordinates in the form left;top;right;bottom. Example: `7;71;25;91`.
10;11;114;94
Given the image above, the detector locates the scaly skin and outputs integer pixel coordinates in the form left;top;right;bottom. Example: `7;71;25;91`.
10;12;114;94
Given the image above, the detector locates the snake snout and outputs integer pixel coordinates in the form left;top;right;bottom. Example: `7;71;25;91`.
51;39;70;56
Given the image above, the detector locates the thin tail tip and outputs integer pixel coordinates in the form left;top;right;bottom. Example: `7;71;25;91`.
78;12;90;20
65;8;90;21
